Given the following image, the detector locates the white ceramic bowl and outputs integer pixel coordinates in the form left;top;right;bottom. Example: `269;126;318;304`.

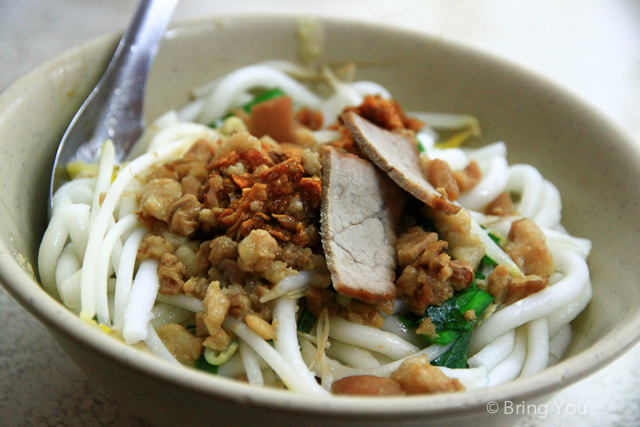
2;14;640;427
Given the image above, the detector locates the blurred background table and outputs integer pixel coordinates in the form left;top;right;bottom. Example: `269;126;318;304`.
2;1;640;425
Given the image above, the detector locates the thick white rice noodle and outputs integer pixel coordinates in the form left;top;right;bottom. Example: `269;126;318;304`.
548;325;573;365
273;296;330;395
223;316;329;395
122;259;160;344
457;157;509;210
470;249;589;354
112;227;148;332
325;340;382;369
380;315;425;348
239;338;265;387
260;269;323;303
300;337;452;384
487;327;527;386
468;330;516;371
520;317;550;377
196;65;323;124
329;316;420;360
150;303;194;329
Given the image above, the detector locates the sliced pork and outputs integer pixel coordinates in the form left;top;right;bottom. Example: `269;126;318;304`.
342;111;460;215
321;147;405;303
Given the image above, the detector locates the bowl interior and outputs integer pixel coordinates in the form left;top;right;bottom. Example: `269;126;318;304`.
1;13;640;420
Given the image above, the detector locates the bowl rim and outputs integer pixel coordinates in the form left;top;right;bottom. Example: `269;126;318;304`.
2;12;640;419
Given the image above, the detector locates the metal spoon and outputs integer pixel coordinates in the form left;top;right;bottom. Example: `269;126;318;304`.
49;0;178;215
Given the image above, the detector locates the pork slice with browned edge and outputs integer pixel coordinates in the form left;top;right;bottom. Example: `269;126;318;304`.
321;147;406;303
342;111;460;215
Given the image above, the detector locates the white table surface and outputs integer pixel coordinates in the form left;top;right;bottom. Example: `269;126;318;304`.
2;1;640;426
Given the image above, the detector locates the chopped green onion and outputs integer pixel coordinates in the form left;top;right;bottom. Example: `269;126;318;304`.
455;284;494;318
429;329;460;346
481;254;498;267
207;118;224;129
487;231;507;247
398;312;421;329
425;298;473;333
431;331;472;369
488;233;501;246
241;87;286;113
209;87;286;128
297;307;318;334
194;355;219;375
414;283;494;368
204;341;238;365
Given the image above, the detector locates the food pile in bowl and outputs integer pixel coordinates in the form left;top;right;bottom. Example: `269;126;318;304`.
38;50;592;397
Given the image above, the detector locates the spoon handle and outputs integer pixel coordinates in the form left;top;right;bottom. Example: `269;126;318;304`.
91;0;180;160
50;0;178;217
